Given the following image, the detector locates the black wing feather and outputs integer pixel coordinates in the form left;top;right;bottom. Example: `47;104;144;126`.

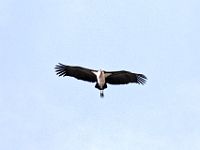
105;71;147;85
55;63;97;83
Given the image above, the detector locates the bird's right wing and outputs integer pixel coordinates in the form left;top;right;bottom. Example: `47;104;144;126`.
105;70;147;85
55;63;97;83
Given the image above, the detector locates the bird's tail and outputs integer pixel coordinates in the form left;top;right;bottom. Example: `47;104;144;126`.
100;90;104;98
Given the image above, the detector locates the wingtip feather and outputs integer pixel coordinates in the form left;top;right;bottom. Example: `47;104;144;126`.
137;74;147;85
55;63;67;77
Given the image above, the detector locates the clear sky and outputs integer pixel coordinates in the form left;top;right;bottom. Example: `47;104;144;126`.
0;0;200;149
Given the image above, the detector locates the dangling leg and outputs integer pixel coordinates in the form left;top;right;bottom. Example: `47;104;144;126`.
100;90;104;98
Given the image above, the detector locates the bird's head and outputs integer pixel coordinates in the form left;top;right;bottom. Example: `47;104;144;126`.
98;69;104;77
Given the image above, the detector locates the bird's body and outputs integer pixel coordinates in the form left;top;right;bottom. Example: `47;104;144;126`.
94;70;106;89
55;63;147;97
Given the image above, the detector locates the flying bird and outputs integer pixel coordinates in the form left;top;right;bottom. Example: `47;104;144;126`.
55;63;147;98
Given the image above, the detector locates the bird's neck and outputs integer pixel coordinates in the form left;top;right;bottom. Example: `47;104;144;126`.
98;70;104;78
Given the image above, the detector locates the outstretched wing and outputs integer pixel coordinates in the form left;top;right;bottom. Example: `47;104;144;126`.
55;63;97;83
105;70;147;85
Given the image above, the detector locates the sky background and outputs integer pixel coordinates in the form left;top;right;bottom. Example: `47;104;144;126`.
0;0;200;149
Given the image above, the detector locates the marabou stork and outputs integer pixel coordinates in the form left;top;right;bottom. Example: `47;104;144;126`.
55;63;147;97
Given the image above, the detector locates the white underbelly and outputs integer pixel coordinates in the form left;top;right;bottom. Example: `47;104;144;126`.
92;70;108;89
98;76;105;88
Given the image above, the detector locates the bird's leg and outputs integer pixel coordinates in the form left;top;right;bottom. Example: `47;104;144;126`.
100;90;104;98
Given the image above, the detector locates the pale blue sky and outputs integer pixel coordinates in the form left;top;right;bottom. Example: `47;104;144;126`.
0;0;200;150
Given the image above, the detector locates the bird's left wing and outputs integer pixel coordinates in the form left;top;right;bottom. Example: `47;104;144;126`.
55;63;97;82
105;70;147;85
